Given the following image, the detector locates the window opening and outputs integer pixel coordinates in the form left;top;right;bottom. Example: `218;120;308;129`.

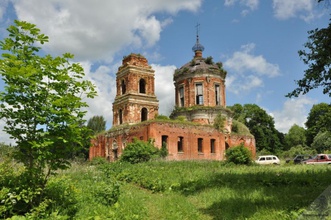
215;84;220;105
179;86;184;107
162;135;168;148
177;136;184;152
119;109;123;124
196;83;203;105
141;108;148;121
139;78;146;93
198;138;203;153
121;79;126;95
210;139;215;153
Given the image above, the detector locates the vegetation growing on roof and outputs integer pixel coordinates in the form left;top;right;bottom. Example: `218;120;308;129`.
205;56;214;64
231;120;253;136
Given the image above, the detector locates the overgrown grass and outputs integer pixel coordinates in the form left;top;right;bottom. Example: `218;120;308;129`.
5;160;331;219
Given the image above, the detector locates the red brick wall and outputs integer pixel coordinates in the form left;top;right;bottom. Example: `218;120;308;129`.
175;76;225;108
89;121;255;162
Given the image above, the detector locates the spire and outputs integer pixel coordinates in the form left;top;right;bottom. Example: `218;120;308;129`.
192;23;204;58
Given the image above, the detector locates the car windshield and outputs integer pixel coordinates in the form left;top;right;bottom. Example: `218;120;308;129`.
311;155;318;160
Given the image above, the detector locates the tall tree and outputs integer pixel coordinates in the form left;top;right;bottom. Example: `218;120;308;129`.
287;1;331;97
87;115;106;134
0;20;96;212
228;104;283;153
305;103;331;145
311;131;331;152
284;124;307;150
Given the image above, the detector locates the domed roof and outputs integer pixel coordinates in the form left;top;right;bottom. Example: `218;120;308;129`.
174;56;227;81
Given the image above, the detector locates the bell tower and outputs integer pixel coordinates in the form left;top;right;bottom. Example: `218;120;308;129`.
112;53;159;126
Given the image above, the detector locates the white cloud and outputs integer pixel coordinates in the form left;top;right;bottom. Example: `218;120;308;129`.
224;0;259;15
152;64;176;116
9;0;202;62
272;0;319;22
0;0;9;21
225;43;280;77
269;96;316;133
81;62;118;129
224;43;280;95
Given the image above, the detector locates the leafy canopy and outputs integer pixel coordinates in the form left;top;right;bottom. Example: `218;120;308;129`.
305;103;331;146
0;20;96;213
287;16;331;97
228;104;283;153
87;115;106;135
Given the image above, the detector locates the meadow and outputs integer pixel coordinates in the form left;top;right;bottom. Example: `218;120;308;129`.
46;160;331;220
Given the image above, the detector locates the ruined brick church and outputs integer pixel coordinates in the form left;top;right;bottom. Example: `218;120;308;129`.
89;33;256;161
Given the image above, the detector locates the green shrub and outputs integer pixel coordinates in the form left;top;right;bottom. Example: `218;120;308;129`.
155;115;169;120
120;139;160;164
90;156;108;165
159;142;168;158
205;56;214;64
225;144;252;165
93;181;120;206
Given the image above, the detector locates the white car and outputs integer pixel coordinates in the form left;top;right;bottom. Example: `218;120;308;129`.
255;155;280;165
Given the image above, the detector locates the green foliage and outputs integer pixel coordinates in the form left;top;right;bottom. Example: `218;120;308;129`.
5;160;331;219
93;181;120;206
225;144;252;165
155;114;169;120
205;56;214;64
228;104;283;153
213;113;226;131
311;131;331;152
120;139;160;164
284;124;307;150
0;20;96;217
0;143;16;160
305;103;331;146
280;145;316;159
90;156;108;165
160;141;169;158
287;18;331;97
231;120;252;136
87;115;106;135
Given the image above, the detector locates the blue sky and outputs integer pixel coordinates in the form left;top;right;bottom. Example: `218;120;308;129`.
0;0;330;143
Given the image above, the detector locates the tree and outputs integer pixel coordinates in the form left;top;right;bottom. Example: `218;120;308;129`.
311;131;331;152
284;124;307;150
287;6;331;97
305;103;331;146
228;104;283;153
0;20;96;213
87;115;106;134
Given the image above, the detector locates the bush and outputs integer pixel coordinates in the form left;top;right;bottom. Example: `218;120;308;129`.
90;156;108;165
226;144;252;165
120;139;160;164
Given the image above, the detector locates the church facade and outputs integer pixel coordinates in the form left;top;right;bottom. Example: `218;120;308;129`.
89;37;256;161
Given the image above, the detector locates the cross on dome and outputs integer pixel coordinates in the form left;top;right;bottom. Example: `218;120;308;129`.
192;23;204;57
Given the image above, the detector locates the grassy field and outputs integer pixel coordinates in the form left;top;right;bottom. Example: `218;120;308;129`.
52;160;331;220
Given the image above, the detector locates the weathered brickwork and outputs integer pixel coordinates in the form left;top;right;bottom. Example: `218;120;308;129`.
112;53;158;126
90;48;256;161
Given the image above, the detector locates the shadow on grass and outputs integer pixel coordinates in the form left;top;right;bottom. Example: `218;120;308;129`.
174;167;331;219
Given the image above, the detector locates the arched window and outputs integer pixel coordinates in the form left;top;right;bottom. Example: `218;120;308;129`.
141;107;148;121
139;79;146;94
121;80;126;95
119;109;123;124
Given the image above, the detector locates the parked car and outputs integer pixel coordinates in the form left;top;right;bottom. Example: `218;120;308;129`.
286;155;312;164
303;154;331;165
255;155;280;165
